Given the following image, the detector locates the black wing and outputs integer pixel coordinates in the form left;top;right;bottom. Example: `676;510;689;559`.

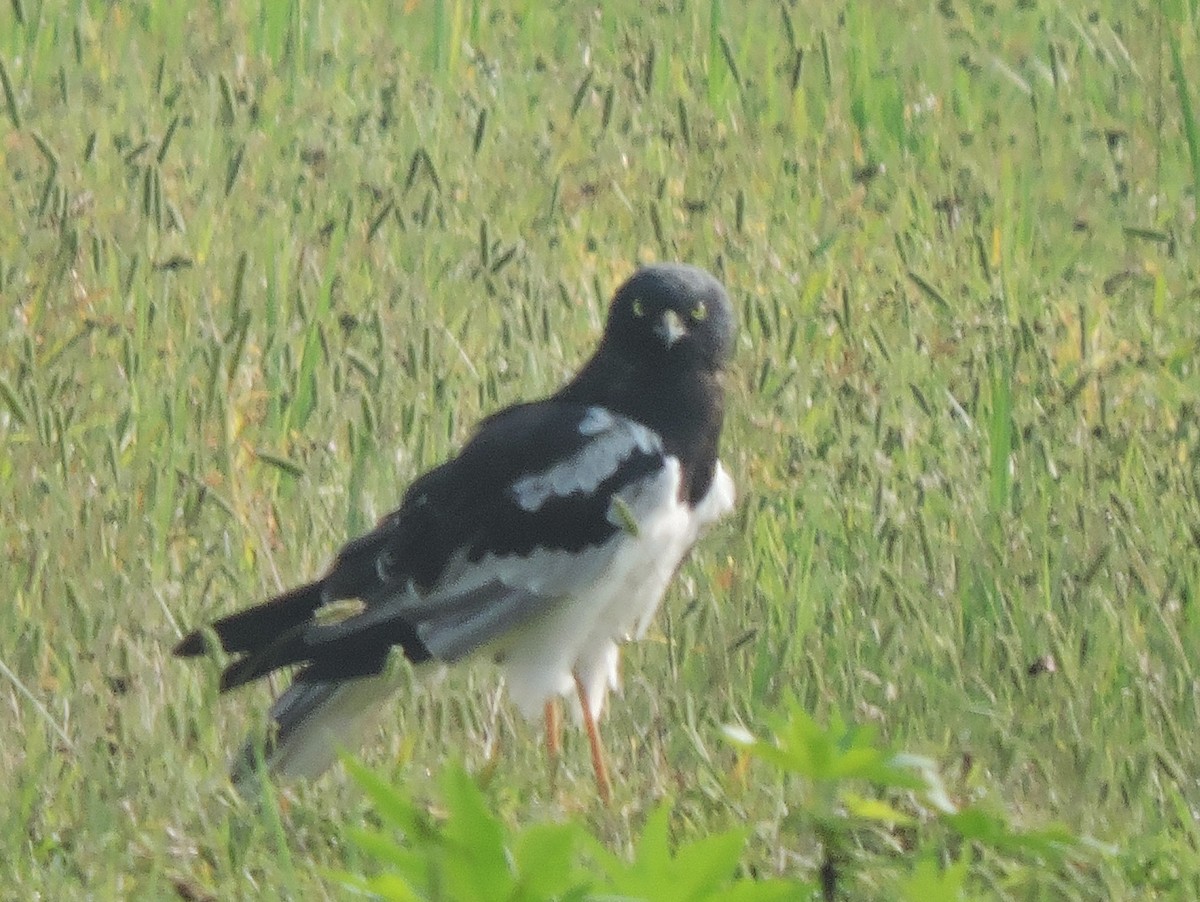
174;401;667;689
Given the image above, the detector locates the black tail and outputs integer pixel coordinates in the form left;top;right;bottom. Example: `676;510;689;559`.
216;606;431;692
173;579;328;659
174;577;433;693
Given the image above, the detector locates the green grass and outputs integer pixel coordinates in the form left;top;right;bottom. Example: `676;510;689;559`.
3;0;1199;896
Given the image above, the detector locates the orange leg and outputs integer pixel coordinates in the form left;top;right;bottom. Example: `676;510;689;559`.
543;698;561;795
573;672;612;806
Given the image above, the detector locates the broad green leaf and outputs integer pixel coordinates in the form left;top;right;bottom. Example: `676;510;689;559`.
669;827;750;894
899;851;972;902
594;805;747;901
362;872;423;901
439;765;514;901
841;792;914;826
512;821;590;899
328;868;420;902
345;826;426;874
721;878;820;902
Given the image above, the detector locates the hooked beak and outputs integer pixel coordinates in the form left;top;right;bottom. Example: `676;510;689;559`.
655;309;687;348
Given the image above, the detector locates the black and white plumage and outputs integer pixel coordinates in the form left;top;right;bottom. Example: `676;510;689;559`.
174;262;736;799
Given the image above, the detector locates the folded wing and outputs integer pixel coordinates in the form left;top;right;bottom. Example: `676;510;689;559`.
178;402;673;694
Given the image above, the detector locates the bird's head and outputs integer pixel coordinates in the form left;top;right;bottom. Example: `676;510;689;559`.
604;263;735;373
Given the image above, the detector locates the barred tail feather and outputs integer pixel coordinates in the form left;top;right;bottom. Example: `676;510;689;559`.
231;674;399;793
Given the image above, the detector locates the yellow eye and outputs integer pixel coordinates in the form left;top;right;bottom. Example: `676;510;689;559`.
691;301;708;321
631;299;645;318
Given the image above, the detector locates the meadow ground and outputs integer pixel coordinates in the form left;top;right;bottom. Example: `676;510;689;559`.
3;0;1199;897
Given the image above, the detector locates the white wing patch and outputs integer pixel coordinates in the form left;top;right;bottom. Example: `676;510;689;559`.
510;406;662;512
577;406;615;435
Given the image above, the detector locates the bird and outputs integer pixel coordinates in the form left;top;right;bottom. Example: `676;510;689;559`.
174;262;737;802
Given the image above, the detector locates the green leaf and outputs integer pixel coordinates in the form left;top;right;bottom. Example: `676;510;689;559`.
512;822;591;899
345;826;425;873
439;765;514;902
944;805;1079;861
899;851;973;902
842;792;914;826
327;868;421;902
342;755;426;837
669;827;750;894
721;879;820;902
365;872;423;901
726;706;926;791
638;803;674;867
592;804;764;902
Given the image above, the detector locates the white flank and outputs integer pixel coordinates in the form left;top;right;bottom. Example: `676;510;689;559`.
510;407;662;512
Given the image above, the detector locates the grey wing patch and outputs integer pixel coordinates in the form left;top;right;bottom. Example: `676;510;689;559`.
412;579;560;661
393;534;635;663
510;407;663;512
339;557;575;663
406;542;619;660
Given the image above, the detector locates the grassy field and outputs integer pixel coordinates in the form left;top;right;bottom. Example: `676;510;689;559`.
3;0;1199;897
